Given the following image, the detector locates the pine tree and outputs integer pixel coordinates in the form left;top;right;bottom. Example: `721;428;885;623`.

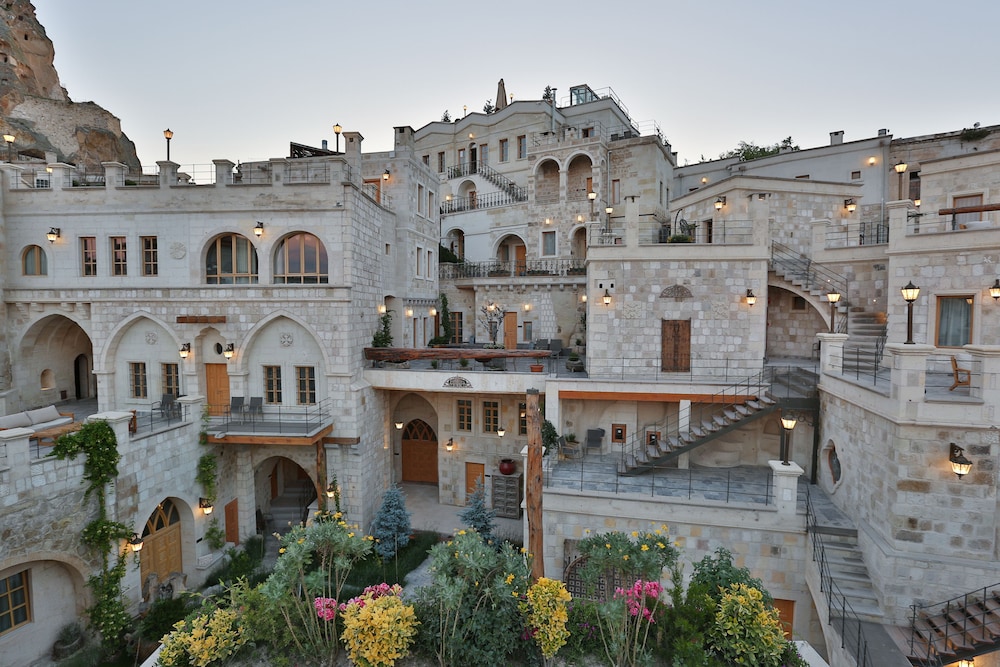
370;485;412;560
458;479;495;545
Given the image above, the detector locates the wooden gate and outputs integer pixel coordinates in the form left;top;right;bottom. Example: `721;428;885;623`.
401;420;438;484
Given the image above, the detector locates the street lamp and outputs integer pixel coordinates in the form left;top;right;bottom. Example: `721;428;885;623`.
163;128;173;161
3;133;14;161
894;161;907;200
333;123;342;153
827;290;841;333
901;281;920;344
779;413;797;466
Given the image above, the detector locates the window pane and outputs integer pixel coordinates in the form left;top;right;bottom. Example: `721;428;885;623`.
937;297;972;347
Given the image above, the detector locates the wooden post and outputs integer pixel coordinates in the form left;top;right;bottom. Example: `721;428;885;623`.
526;388;544;581
317;440;328;511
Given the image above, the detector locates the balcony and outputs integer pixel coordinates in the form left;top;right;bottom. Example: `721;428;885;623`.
439;258;587;281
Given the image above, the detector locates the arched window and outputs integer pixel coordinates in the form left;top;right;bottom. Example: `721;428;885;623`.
22;245;47;275
273;233;328;284
206;234;258;284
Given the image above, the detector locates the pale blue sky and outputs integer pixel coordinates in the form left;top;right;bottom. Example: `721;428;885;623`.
35;0;1000;169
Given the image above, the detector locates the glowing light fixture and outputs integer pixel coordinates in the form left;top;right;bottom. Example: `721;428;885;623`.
129;533;144;552
745;289;757;307
445;438;454;452
382;169;390;181
179;343;191;359
254;221;264;237
199;498;214;515
844;199;857;213
714;196;726;211
223;343;235;359
901;281;920;344
602;289;612;306
394;421;404;430
46;227;60;243
990;279;1000;301
949;443;973;479
497;426;506;437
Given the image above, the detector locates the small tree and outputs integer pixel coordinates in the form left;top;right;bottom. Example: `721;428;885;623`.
690;547;771;605
483;99;495;114
373;310;393;347
441;110;451;122
541;419;559;456
370;485;412;561
542;85;554;101
458;479;496;544
439;293;454;344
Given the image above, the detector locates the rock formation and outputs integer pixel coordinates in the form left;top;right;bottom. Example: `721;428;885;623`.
0;0;140;171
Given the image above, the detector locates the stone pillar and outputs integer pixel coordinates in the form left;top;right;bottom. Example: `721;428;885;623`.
101;161;126;189
93;370;115;409
0;427;33;474
768;460;803;516
817;332;849;375
48;162;73;190
213;159;235;187
234;447;255;543
885;343;933;418
157;160;179;188
269;158;287;186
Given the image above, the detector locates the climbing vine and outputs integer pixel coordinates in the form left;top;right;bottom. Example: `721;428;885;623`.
51;420;132;654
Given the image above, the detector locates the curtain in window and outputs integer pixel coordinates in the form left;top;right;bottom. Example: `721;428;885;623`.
938;298;971;346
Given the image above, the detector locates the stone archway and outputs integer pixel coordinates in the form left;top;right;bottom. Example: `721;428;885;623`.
140;499;183;586
401;419;438;484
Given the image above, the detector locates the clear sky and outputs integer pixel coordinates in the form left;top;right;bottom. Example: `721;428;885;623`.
35;0;1000;170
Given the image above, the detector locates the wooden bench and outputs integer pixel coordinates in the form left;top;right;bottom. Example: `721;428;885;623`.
950;356;971;391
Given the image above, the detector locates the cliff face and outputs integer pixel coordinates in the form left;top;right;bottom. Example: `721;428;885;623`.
0;0;140;170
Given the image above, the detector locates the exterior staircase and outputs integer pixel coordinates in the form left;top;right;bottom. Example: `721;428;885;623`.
897;582;1000;666
770;242;850;328
812;529;884;622
445;161;527;201
267;479;317;534
841;309;888;376
617;366;818;476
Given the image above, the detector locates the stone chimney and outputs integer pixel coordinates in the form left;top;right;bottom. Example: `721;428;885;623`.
878;128;889;137
830;130;844;146
394;126;415;151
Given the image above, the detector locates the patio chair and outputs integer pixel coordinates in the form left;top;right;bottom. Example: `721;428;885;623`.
155;393;178;420
586;428;605;452
227;396;245;421
559;435;582;459
247;396;264;421
950;356;971;391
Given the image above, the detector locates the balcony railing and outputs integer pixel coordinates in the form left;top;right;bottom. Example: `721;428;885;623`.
285;162;331;185
906;213;996;235
441;189;523;215
209;398;333;436
362;182;393;209
439;258;587;280
826;221;889;248
638;219;754;246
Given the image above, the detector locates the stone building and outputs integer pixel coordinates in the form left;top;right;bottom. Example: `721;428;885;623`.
2;81;1000;666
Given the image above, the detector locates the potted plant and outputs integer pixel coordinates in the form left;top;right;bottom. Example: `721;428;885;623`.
530;361;545;372
459;358;469;368
499;458;516;475
566;351;584;372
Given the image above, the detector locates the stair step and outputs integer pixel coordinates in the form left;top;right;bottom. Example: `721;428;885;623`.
723;409;739;422
758;395;776;406
734;404;752;417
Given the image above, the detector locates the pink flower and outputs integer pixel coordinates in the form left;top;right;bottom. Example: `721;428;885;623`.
314;597;338;621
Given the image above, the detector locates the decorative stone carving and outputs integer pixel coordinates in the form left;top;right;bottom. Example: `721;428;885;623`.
623;303;643;319
169;242;186;259
145;332;158;344
660;285;693;299
280;333;293;347
444;377;472;388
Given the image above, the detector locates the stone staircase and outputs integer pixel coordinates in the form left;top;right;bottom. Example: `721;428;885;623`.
813;529;884;623
841;309;888;374
267;479;316;535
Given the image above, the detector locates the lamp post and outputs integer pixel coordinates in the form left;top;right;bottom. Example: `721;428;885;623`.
901;281;920;344
894;161;907;200
3;133;13;161
163;128;173;161
779;413;797;466
827;290;841;333
333;123;342;153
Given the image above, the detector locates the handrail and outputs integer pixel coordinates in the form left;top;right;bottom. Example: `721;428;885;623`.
446;161;527;201
908;581;1000;667
771;242;849;298
439;258;586;280
805;487;874;667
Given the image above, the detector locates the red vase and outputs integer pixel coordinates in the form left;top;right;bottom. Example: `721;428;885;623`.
499;459;516;475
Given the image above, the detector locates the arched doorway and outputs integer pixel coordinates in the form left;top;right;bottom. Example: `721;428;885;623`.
401;419;438;484
255;456;317;535
140;499;183;585
74;354;90;399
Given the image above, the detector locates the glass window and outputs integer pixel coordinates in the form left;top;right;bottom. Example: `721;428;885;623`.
129;362;147;399
296;366;316;405
450;312;463;344
81;237;97;276
542;231;556;256
273;233;327;284
0;570;30;635
437;152;445;173
518;402;527;436
264;366;282;404
517;135;527;159
417;184;425;215
142;236;158;276
954;194;983;226
422;155;430;166
499;138;509;162
523;321;533;341
457;399;472;431
936;296;973;347
207;234;258;284
22;245;46;275
611;179;621;205
483;400;499;434
480;143;489;165
111;236;127;276
161;363;179;398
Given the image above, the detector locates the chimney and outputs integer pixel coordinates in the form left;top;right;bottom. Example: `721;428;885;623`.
322;139;328;150
878;128;889;137
830;131;844;146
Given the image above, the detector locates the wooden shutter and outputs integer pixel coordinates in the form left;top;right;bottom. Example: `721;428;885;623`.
661;320;691;372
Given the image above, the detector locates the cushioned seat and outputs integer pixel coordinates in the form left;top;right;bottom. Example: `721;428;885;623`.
0;405;73;431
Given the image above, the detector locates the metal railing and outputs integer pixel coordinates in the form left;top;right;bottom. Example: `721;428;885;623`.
130;401;192;437
362;183;393;209
907;212;996;236
210;397;332;436
771;242;849;298
806;487;874;667
441;189;524;215
826;221;890;248
439;258;586;280
907;582;1000;667
837;345;888;386
642;219;754;245
285;162;331;185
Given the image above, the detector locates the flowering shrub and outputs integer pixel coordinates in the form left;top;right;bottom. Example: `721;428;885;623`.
314;596;338;622
340;583;418;667
709;583;788;667
157;607;246;667
524;577;572;660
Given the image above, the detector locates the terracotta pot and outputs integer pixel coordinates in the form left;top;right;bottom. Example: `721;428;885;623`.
499;459;516;475
530;364;544;372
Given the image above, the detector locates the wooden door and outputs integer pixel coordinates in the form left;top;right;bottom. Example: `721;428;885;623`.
225;498;240;546
401;420;438;483
205;363;230;416
515;245;527;275
661;320;691;372
465;462;485;500
140;500;183;584
503;312;518;349
773;599;794;638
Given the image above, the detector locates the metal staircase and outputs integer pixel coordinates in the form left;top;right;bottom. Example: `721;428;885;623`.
617;366;818;476
446;161;527;201
902;582;1000;666
771;242;850;331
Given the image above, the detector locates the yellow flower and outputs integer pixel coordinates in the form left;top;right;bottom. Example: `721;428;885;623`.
605;543;611;549
505;573;515;585
641;544;649;551
348;532;355;538
623;555;629;561
458;529;466;535
520;547;528;554
656;542;665;549
631;531;638;537
278;547;285;553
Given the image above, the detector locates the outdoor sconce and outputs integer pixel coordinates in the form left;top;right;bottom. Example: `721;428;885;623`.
199;498;214;515
602;289;612;306
901;281;920;344
223;343;235;359
605;205;614;215
445;438;454;452
949;443;973;479
325;482;337;498
523;303;532;312
129;533;144;553
779;413;797;466
179;343;191;359
714;196;726;211
827;290;841;333
868;156;876;166
588;191;597;201
382;169;390;181
581;294;587;303
378;304;387;314
701;177;708;184
990;279;1000;301
254;221;264;237
429;307;437;316
780;414;798;431
957;659;975;667
497;426;506;437
914;199;921;208
745;289;757;307
405;307;414;317
844;199;857;213
46;227;60;243
394;421;403;430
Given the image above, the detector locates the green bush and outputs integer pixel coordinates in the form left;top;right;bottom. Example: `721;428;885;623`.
204;536;265;588
137;596;196;643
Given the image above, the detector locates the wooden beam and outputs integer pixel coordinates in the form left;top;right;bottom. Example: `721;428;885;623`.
323;436;361;446
213;424;334;446
526;388;544;582
559;390;757;403
937;203;1000;216
176;315;227;324
365;347;552;362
